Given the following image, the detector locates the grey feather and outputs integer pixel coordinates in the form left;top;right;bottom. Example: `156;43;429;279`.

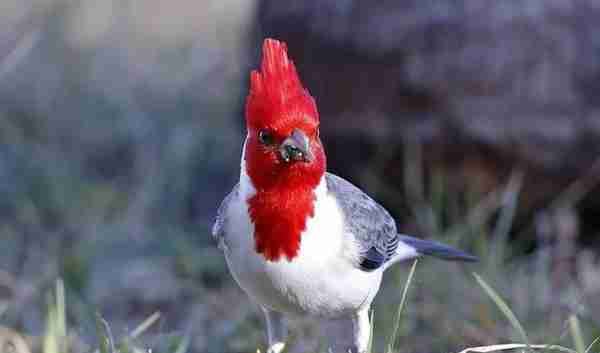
212;183;239;249
398;235;478;262
325;173;399;271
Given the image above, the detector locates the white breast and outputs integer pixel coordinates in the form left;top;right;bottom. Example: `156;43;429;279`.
223;166;382;318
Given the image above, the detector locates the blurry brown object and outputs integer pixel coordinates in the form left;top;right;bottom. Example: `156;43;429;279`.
256;0;600;245
257;0;600;170
0;327;31;353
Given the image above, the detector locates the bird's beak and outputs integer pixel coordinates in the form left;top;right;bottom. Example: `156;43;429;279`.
279;128;313;163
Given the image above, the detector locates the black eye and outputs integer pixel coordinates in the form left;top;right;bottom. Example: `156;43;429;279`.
258;129;275;145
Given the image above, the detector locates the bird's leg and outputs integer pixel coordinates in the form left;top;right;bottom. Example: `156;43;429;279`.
262;307;287;353
351;308;371;353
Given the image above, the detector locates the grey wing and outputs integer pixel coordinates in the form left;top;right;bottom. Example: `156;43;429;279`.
325;173;399;271
212;183;239;250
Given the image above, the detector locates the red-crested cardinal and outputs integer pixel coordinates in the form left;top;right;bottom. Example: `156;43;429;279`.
212;38;477;353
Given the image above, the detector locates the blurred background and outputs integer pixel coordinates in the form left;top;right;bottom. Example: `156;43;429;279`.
1;1;600;352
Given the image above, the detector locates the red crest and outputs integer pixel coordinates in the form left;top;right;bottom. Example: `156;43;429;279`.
246;39;319;133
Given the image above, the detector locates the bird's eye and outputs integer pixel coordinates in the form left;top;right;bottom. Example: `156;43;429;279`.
258;129;275;145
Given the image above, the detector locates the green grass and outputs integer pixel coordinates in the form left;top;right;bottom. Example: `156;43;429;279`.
473;273;530;348
386;259;418;353
3;279;189;353
2;141;600;353
1;256;598;353
362;142;600;353
8;263;596;353
377;263;595;353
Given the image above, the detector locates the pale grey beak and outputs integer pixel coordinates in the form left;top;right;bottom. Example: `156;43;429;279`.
279;128;313;163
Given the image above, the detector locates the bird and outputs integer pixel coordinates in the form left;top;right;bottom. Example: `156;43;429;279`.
212;38;477;353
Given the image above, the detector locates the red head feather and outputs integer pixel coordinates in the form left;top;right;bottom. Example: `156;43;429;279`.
246;39;319;132
244;38;326;262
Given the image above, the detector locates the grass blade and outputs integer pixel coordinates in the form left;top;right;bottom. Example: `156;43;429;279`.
492;170;523;264
130;311;161;339
568;315;585;353
367;309;375;353
44;279;68;353
473;273;530;347
43;300;58;353
386;259;418;353
55;279;66;339
584;336;600;353
96;312;116;353
457;343;577;353
174;334;191;353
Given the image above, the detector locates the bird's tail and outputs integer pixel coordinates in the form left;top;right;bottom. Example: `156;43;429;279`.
391;234;478;265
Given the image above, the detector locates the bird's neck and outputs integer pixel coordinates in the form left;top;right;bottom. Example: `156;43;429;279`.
239;149;324;262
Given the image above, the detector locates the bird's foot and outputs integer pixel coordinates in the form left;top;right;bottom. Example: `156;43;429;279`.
267;342;286;353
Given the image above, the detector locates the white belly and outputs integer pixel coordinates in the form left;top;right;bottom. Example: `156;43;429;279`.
223;181;382;318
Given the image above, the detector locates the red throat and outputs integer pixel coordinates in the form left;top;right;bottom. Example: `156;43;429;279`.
247;185;317;261
244;38;326;262
246;148;326;261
